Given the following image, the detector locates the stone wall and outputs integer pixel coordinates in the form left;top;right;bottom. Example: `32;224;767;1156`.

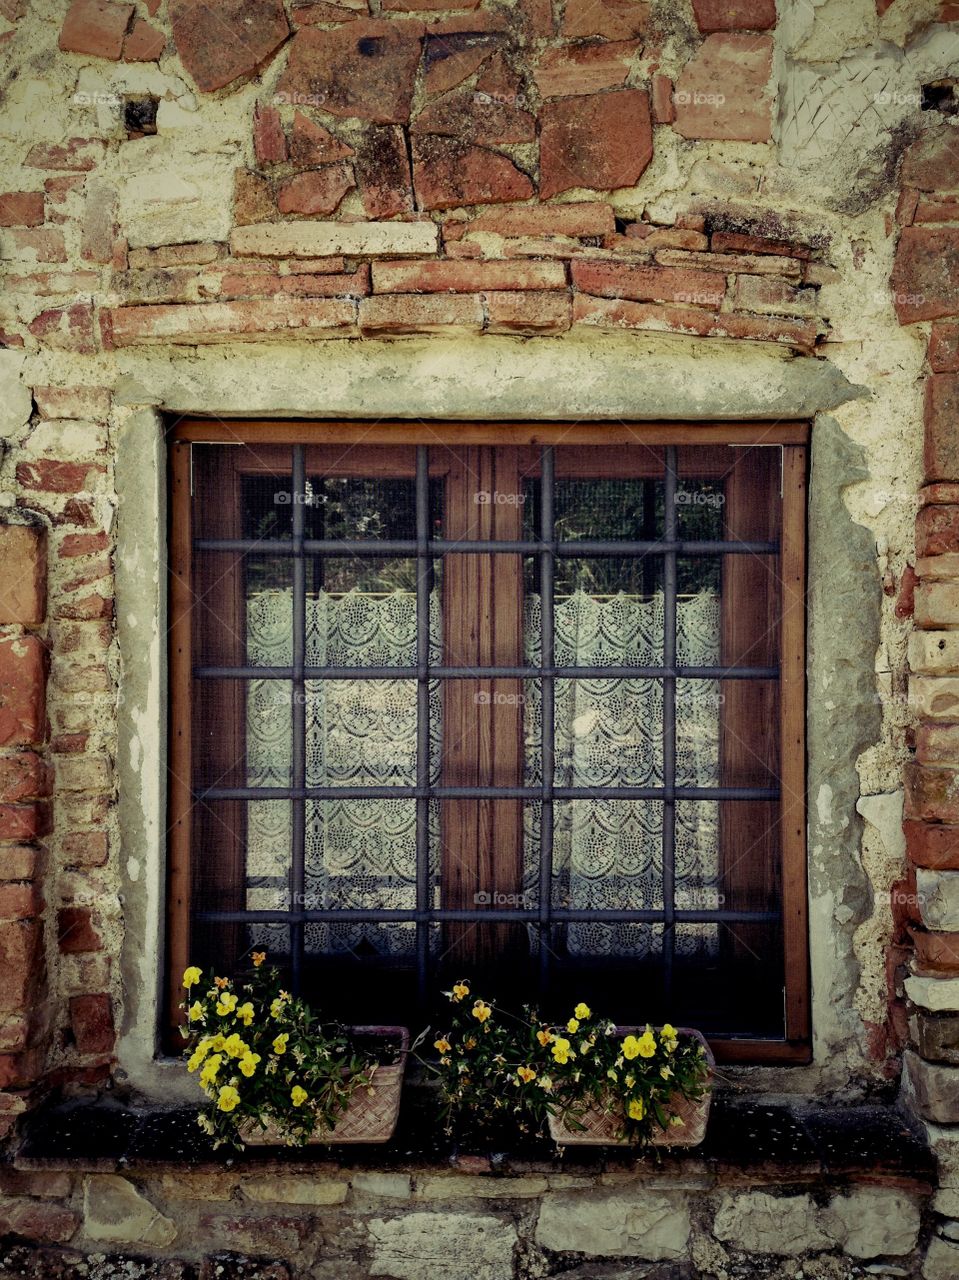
0;0;957;1272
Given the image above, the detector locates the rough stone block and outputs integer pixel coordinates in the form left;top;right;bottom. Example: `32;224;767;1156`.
906;1050;959;1122
713;1191;830;1256
918;867;959;932
535;1188;690;1259
83;1175;177;1246
231;221;439;258
368;1212;517;1280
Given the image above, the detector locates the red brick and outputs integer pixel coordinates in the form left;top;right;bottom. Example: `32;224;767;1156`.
452;202;616;239
911;927;959;971
54;594;113;622
52;733;88;754
0;921;42;1012
359;293;484;335
691;0;776;29
0;754;50;804
0;806;49;842
233;170;276;226
276;165;355;216
657;246;802;279
891;866;920;932
169;0;289;93
102;299;356;346
62;831;108;868
710;230;811;259
621;225;708;250
122;15;165;59
424;37;493;96
891;226;959;325
58;0;134;59
905;762;959;823
373;259;566;293
905;819;959;869
254;104;288;165
292;1;362;24
0;884;42;921
27;303;96;353
8;228;66;263
673;34;774;142
0;848;38;882
651;74;675;124
16;460;105;494
561;0;648;38
572;260;725;307
895;564;917;619
427;11;509;34
24;139;105;172
895;187;919;228
57;907;102;954
0;1202;78;1244
59;532;110;558
922;484;959;508
930;322;959;373
413;86;535;145
354;126;413;218
0;527;46;628
288;112;354;165
916;197;959;224
0;1016;29;1052
278;20;424;124
486;291;571;335
383;0;476;8
572;292;816;350
33;386;111;419
516;0;552;35
412;135;533;210
0;635;46;749
917;505;959;557
0;193;44;227
540;89;652;200
69;993;115;1055
925;374;959;484
901;125;959;192
535;40;640;97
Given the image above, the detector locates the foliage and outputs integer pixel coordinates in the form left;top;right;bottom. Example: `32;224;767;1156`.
427;981;712;1146
179;955;383;1149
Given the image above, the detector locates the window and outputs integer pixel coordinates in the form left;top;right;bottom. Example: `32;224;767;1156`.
168;423;809;1063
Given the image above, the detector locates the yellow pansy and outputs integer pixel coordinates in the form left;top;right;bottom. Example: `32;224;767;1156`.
209;1034;226;1052
188;1001;204;1022
636;1030;657;1058
239;1053;261;1078
464;1036;477;1050
628;1098;645;1121
252;951;266;967
291;1085;308;1107
273;1033;289;1055
187;1048;205;1073
199;1054;223;1087
661;1023;677;1038
660;1066;673;1080
539;1074;554;1092
566;1018;580;1033
622;1035;641;1060
434;1038;451;1054
574;1002;591;1020
222;1033;247;1059
451;983;470;1002
625;1073;635;1089
236;1002;255;1027
517;1066;536;1084
182;966;202;990
217;1085;240;1113
551;1037;573;1065
215;993;237;1017
472;1000;491;1023
213;977;229;989
536;1029;553;1046
270;997;286;1019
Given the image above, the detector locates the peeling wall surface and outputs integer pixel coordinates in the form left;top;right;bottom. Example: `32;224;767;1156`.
1;0;958;1275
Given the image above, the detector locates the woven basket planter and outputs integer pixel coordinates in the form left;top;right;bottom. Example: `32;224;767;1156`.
547;1027;714;1148
242;1026;409;1146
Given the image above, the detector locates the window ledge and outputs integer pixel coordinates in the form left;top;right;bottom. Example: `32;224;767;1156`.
10;1092;935;1189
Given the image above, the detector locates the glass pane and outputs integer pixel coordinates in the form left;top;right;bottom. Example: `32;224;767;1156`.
552;678;664;787
673;475;726;540
194;678;292;791
524;474;666;541
550;798;664;917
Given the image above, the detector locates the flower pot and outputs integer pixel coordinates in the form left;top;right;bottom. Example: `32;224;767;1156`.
547;1027;714;1148
242;1026;409;1146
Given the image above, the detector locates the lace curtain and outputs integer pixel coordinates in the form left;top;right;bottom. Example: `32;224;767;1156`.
244;588;721;961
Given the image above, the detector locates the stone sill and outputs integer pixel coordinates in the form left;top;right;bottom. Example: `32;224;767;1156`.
11;1093;936;1192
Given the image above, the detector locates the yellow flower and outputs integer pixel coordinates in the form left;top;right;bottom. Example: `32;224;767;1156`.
222;1033;247;1059
661;1023;677;1039
637;1030;657;1058
252;951;266;967
628;1098;645;1121
539;1075;553;1092
472;1000;491;1023
209;1034;226;1052
551;1037;573;1065
182;966;202;990
434;1038;451;1054
574;1002;591;1020
273;1033;289;1055
215;993;237;1017
464;1036;477;1050
217;1085;240;1113
622;1035;641;1060
625;1073;635;1089
199;1054;222;1087
660;1066;673;1080
451;983;470;1002
213;976;229;989
566;1018;580;1033
517;1066;536;1084
187;1049;205;1073
239;1053;261;1078
270;997;286;1019
607;1067;618;1082
291;1085;308;1107
236;1002;255;1027
188;1001;204;1022
536;1029;553;1046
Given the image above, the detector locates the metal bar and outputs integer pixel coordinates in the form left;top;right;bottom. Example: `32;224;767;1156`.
539;445;555;998
662;444;678;1004
414;444;430;1011
196;908;782;925
194;537;779;557
200;784;780;801
289;445;307;996
195;664;780;681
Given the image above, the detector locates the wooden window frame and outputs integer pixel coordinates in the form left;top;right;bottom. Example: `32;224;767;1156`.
167;420;810;1065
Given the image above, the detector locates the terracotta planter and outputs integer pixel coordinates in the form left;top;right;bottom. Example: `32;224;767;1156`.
242;1026;409;1146
547;1027;714;1148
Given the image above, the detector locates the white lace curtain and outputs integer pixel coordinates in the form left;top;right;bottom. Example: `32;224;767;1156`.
244;589;722;961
